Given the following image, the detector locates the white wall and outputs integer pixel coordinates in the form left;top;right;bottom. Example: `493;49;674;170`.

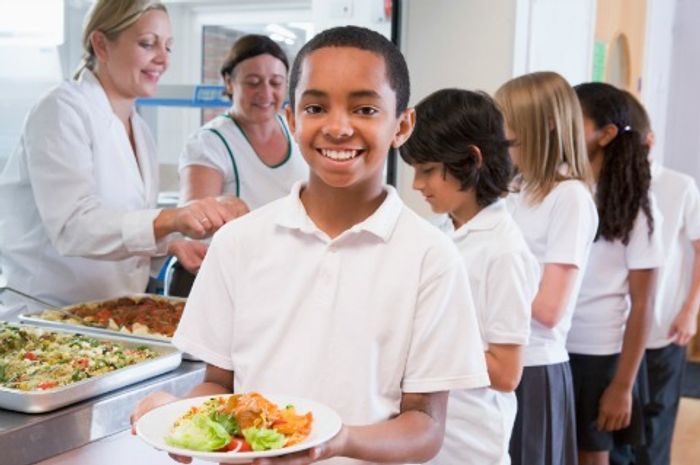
640;0;676;165
514;0;596;85
663;0;700;181
312;0;391;38
398;0;518;218
397;0;596;218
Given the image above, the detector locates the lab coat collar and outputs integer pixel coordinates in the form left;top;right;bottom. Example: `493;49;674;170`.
77;70;120;121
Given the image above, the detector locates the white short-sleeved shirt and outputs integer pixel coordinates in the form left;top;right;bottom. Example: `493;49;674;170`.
0;70;165;309
429;200;539;465
507;180;598;366
178;113;308;210
568;195;664;355
173;182;490;465
646;163;700;348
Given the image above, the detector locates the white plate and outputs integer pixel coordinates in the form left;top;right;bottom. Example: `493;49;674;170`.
136;394;343;464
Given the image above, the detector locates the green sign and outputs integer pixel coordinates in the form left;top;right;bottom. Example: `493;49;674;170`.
592;40;606;82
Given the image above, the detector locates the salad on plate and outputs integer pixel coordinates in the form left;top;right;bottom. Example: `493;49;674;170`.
166;392;314;453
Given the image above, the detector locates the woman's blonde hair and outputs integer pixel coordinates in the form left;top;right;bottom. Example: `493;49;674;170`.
73;0;167;79
495;71;592;203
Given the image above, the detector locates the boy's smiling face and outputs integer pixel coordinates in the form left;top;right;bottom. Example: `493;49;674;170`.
286;46;414;192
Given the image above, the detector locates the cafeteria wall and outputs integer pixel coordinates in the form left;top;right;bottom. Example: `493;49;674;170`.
663;0;700;184
0;0;693;203
396;0;680;217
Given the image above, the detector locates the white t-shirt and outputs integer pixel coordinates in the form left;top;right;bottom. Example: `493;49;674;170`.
429;200;538;465
0;70;165;309
178;113;308;210
646;162;700;349
568;194;664;355
173;182;490;465
507;180;598;366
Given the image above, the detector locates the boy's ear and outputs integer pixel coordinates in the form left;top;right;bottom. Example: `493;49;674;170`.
285;105;296;138
391;108;416;148
467;145;483;169
598;123;619;148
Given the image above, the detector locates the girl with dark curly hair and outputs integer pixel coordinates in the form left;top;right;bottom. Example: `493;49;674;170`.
568;83;664;465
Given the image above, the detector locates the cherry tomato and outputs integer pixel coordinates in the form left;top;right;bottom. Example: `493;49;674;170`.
218;438;252;452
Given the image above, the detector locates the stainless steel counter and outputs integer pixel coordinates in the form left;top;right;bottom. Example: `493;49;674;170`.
0;361;206;465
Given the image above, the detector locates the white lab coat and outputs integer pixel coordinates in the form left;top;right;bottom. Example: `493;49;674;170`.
0;70;166;309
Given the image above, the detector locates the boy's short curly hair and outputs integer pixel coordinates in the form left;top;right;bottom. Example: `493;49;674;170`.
400;88;513;208
288;25;410;116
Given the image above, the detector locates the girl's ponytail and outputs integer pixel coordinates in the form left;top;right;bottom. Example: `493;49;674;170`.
596;127;652;244
575;82;653;245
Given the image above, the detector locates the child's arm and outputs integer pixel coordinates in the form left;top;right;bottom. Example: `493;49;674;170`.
596;268;656;432
485;344;523;392
531;263;579;328
254;391;449;465
669;238;700;345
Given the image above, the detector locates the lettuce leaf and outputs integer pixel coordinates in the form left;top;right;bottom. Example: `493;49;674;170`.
242;427;286;451
210;411;240;435
165;412;231;451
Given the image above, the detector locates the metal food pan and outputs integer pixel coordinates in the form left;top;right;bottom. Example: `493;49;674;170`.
0;322;182;413
18;293;185;345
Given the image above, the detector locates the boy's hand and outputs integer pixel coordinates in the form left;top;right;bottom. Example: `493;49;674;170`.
596;383;632;432
669;306;698;346
131;391;193;463
251;426;348;465
130;391;179;435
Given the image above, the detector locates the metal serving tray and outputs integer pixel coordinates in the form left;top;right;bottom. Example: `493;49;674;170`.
0;322;182;413
17;294;199;360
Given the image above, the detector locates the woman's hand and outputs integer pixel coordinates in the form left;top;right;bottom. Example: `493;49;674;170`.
596;382;632;432
168;240;208;274
155;197;247;240
217;195;250;219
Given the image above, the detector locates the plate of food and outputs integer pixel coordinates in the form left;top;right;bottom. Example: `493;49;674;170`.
135;392;342;463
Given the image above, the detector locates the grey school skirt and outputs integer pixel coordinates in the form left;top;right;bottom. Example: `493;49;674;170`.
509;362;578;465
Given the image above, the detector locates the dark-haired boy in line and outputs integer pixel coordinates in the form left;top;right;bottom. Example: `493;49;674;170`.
401;88;539;465
132;26;489;465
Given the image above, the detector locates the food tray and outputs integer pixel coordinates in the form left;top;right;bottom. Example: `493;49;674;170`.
0;322;182;413
17;294;200;361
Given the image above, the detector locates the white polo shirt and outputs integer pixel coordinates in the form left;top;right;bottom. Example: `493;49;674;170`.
179;114;308;210
646;163;700;349
568;195;664;355
429;200;538;465
507;180;598;366
173;182;490;465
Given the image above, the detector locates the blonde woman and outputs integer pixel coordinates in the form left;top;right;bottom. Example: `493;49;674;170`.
495;71;599;465
0;0;239;309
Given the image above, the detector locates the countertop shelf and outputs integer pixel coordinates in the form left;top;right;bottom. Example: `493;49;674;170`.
0;361;205;465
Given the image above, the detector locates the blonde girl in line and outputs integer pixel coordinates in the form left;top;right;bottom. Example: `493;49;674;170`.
495;71;599;465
